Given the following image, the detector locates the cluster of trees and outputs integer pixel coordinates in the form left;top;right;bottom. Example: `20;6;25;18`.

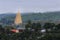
24;20;60;40
0;20;60;40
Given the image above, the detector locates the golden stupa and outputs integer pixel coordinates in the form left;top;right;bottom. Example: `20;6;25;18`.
14;10;22;25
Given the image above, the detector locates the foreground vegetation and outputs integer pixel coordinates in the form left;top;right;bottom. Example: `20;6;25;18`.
0;20;60;40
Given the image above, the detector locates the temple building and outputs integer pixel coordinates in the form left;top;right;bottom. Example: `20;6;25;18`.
11;10;24;33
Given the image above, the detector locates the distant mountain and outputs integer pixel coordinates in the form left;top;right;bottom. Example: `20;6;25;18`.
0;11;60;24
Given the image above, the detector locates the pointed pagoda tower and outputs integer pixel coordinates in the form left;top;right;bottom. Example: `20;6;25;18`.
14;10;22;25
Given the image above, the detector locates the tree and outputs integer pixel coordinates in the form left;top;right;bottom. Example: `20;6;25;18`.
55;24;60;30
32;22;41;32
36;22;41;30
43;22;55;33
0;25;5;33
55;24;60;32
25;20;32;31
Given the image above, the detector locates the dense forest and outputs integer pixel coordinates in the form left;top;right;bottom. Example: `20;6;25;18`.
0;20;60;40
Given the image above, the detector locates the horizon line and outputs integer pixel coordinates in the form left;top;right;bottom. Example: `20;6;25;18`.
0;11;60;14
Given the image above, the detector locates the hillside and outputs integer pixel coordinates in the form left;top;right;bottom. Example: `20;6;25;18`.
0;11;60;24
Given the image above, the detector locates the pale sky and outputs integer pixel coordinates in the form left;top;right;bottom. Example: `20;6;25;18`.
0;0;60;13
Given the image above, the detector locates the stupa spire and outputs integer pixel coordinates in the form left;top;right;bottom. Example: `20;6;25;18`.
14;10;22;25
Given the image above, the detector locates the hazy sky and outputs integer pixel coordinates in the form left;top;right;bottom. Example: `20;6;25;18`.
0;0;60;13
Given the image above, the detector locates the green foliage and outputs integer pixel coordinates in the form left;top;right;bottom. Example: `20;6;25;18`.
0;21;60;40
43;22;55;32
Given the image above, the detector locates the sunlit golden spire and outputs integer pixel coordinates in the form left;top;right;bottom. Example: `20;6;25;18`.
14;9;22;25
